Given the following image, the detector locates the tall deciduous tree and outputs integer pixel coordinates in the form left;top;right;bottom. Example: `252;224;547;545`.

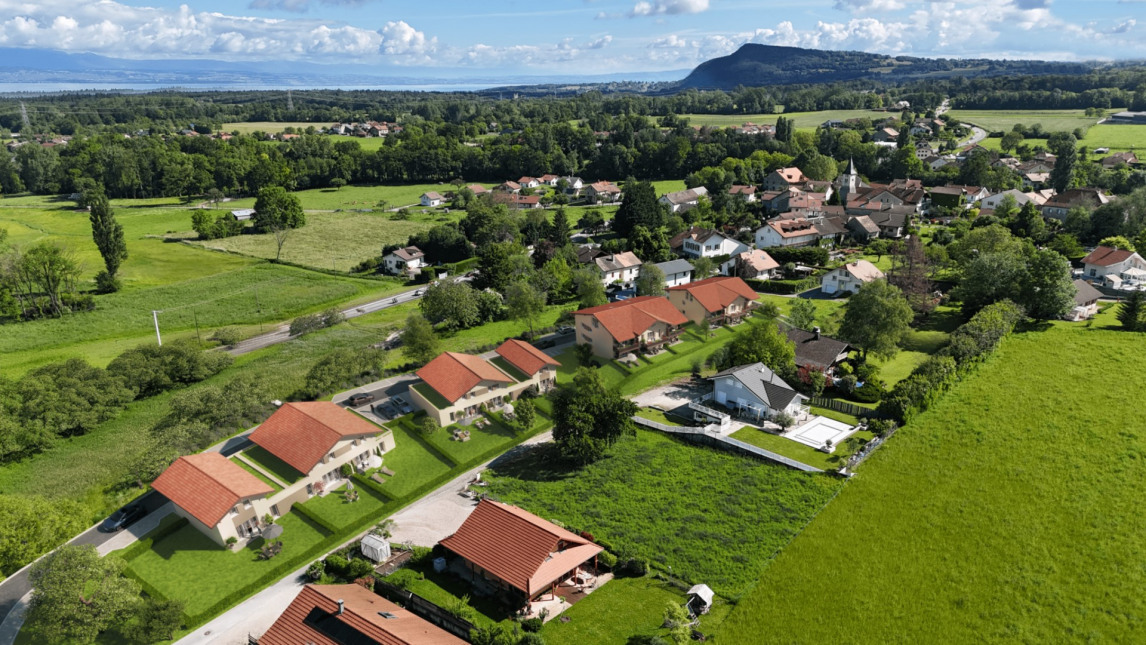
839;280;914;360
1048;132;1077;193
26;545;140;644
551;367;637;464
722;321;796;372
506;280;547;338
87;188;127;292
613;179;663;240
788;297;817;330
636;264;666;297
573;268;607;309
1018;249;1075;321
887;236;934;315
0;495;87;577
401;313;440;364
420;281;480;330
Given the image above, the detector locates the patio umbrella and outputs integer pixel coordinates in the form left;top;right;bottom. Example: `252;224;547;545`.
263;524;284;540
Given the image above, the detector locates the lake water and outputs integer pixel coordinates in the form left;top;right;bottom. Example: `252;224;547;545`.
0;82;499;95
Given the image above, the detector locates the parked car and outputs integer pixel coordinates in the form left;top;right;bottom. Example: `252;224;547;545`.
348;392;375;407
556;326;574;334
392;395;413;414
100;505;145;532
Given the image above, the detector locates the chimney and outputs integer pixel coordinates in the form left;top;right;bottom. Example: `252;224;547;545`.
337;599;344;616
813;326;821;340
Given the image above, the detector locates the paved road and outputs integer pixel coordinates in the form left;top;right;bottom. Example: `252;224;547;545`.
226;285;428;356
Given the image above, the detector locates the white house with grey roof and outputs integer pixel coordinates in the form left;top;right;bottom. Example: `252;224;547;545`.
710;362;808;422
659;187;708;213
654;259;694;288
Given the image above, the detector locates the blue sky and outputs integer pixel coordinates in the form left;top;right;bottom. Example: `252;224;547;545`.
0;1;1143;75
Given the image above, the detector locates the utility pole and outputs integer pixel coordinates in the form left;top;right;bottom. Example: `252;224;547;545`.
152;310;162;346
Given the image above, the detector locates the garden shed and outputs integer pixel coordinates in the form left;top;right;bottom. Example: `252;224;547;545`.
359;533;392;563
687;584;714;616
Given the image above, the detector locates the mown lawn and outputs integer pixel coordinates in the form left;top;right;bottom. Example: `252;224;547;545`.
718;321;1146;642
482;429;842;597
422;415;521;466
371;421;455;498
946;108;1112;133
730;427;840;471
296;483;390;531
681;109;883;130
123;512;329;618
541;576;724;645
384;562;510;629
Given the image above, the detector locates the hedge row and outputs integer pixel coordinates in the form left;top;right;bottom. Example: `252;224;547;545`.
290;502;341;535
761;246;829;266
746;277;818;295
878;300;1024;424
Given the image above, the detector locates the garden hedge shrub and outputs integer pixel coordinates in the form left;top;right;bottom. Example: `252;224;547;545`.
762;246;829;266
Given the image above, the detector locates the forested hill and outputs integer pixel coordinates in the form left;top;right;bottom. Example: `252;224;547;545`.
679;44;1097;90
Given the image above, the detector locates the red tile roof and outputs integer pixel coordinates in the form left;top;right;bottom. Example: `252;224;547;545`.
1082;246;1136;267
249;402;384;475
495;339;559;377
573;296;688;342
259;584;465;645
668;276;759;313
416;352;513;404
439;500;602;597
151;452;272;528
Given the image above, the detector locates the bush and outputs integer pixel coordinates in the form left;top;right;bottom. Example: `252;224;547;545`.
106;339;232;399
307;560;325;581
289;313;325;337
420;416;440;435
848;381;884;403
865;418;896;437
597;550;618;570
762;246;830;266
340;463;353;478
324;554;350;576
621;558;649;577
520;617;544;633
94;270;121;294
209;327;241;347
347;558;375;580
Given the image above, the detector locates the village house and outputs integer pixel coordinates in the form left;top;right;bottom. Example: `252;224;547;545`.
1100;152;1138;169
561;176;584;196
733;249;780;280
573;296;688;359
466;184;489;196
979;188;1041;211
845;215;881;241
667;276;759;326
154;402;395;547
783;325;851;375
420;191;444;207
863;208;912;238
728;185;757;202
659;187;708;213
872;127;899;143
509;194;542;210
439;499;604;610
1081;246;1146;286
710;362;808;421
494;181;521;194
538;174;559;186
654;258;694;288
518;176;540;189
756;218;821;248
383;246;426;276
675;228;749;268
762;167;809;192
257;583;464;645
1041;188;1110;221
576;245;605;266
821;260;884;295
1065;279;1104;322
595;251;643;288
586;181;622;203
409;340;558;427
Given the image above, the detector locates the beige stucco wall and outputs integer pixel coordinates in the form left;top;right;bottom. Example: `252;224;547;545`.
575;313;621;358
411;371;555;427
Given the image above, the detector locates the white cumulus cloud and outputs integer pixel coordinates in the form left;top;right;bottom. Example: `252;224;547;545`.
630;0;710;18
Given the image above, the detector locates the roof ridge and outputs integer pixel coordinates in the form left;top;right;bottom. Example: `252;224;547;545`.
182;453;248;498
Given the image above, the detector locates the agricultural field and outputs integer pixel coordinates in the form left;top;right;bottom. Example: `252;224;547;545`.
482;429;843;599
189;212;435;271
718;313;1146;642
682;109;891;130
946;108;1116;133
221;121;327;134
220;182;477;211
974;123;1146;155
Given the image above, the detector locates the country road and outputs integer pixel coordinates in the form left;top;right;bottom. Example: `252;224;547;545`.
225;283;429;356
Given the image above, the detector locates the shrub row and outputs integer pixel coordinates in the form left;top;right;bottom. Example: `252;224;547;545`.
878;300;1024;424
745;278;818;295
119;516;189;561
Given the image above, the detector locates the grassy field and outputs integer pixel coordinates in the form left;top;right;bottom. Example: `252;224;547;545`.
220;182;472;211
717;317;1146;642
729;426;874;471
296;482;390;530
542;575;731;644
124;512;330;618
946;108;1115;133
188;212;434;271
682;109;889;130
370;419;456;499
973;124;1145;155
0;263;401;375
482;429;842;597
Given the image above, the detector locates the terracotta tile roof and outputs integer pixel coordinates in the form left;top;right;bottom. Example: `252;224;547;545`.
588;181;620;193
466;184;488;194
151;452;272;528
729;184;757;195
259;584;465;645
416;352;513;405
768;219;819;238
737;249;779;273
495;339;559;377
249;402;384;476
573;296;688;342
1082;246;1136;267
668;276;758;313
421;191;444;200
595;251;643;273
439;500;602;597
774;167;807;184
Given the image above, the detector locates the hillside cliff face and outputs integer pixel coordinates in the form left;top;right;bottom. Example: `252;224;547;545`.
679;44;1093;90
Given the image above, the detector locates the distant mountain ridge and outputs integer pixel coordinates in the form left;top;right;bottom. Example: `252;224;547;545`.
679;44;1098;90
